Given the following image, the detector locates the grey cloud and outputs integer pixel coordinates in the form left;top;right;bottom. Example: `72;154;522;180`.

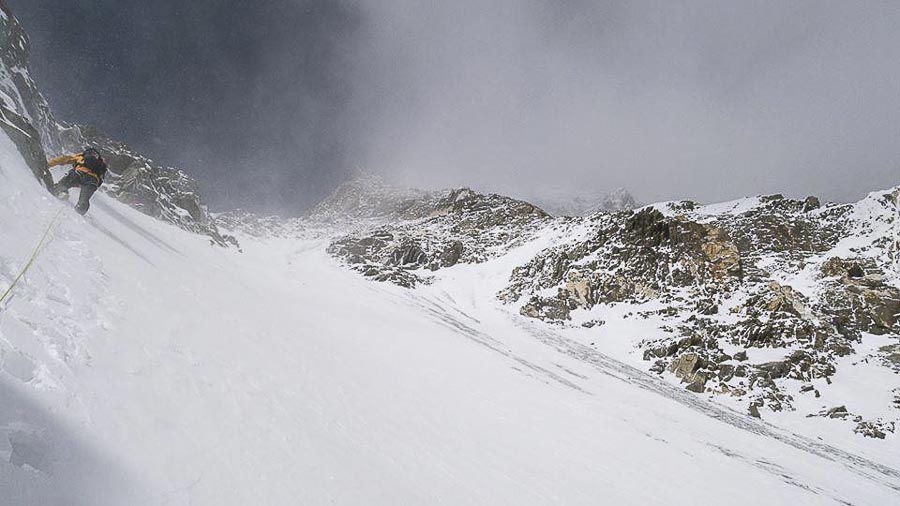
12;0;900;212
343;0;900;204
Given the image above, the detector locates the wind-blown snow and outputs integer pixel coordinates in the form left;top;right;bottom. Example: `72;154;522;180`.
1;135;899;504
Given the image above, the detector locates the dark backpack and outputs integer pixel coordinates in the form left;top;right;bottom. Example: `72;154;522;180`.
81;149;108;178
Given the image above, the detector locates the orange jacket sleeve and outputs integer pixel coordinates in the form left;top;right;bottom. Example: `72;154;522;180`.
47;154;80;167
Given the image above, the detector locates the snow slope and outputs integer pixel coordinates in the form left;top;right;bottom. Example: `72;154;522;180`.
2;136;900;504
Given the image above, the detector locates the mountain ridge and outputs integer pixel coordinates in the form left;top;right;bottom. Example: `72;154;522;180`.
260;174;899;438
1;0;898;455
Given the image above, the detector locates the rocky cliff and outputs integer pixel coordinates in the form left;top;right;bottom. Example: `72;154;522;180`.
501;190;900;436
326;178;549;287
0;2;234;247
74;125;237;246
0;2;80;157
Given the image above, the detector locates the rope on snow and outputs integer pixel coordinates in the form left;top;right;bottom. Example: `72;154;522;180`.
0;208;64;309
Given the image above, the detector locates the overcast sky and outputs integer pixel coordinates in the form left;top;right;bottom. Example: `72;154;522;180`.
10;0;900;213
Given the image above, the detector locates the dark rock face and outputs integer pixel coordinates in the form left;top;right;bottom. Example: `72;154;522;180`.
439;240;464;267
0;3;55;190
818;265;900;338
802;196;821;212
0;103;51;189
74;126;237;247
0;2;80;156
670;353;708;392
821;257;865;278
879;344;900;372
520;295;578;322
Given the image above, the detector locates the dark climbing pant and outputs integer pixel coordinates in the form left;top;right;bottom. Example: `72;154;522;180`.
52;170;100;215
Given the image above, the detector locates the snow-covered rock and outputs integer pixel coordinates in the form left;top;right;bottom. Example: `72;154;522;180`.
305;170;897;439
501;190;900;432
327;183;549;287
73;125;238;247
312;172;900;438
0;1;234;247
0;1;79;157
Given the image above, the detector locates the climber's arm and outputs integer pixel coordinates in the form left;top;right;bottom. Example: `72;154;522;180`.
47;154;79;167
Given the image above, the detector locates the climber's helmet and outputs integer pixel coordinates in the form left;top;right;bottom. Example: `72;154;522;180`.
82;147;101;160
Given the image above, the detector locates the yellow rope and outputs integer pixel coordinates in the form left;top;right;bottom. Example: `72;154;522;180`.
0;208;64;308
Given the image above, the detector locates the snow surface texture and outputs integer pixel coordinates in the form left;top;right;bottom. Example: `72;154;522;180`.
2;128;900;503
0;0;896;501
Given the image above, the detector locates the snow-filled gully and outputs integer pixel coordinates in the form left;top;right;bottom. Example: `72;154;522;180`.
2;136;899;504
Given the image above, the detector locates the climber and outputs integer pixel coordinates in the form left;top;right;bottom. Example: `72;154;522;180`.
48;147;108;215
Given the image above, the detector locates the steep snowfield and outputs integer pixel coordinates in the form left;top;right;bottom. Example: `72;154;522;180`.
2;137;900;504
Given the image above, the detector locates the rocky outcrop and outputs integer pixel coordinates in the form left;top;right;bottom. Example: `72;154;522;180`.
818;258;900;338
717;194;843;257
71;126;237;247
0;3;55;189
312;168;898;438
328;185;549;287
501;188;900;432
0;2;79;156
669;353;709;393
502;208;742;318
807;405;897;439
0;102;51;189
879;344;900;372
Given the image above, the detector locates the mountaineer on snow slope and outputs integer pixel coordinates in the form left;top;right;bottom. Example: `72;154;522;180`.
48;146;109;215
